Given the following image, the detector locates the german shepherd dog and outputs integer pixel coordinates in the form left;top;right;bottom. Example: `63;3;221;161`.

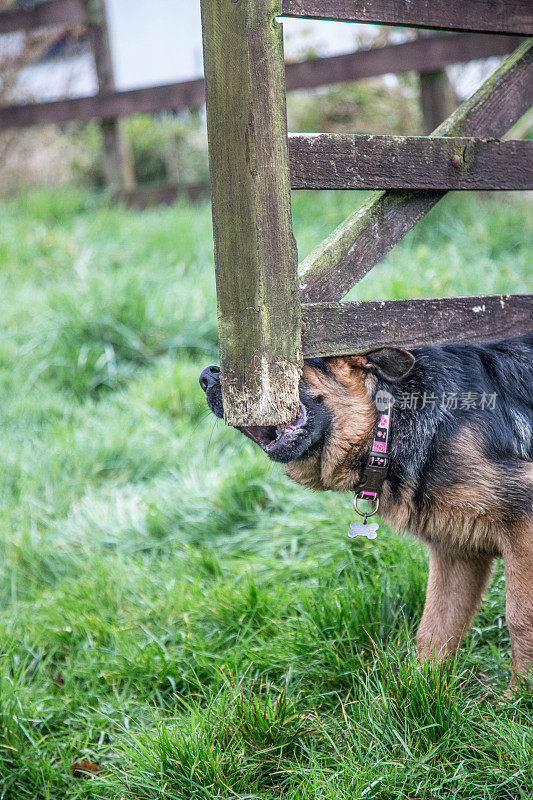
200;335;533;682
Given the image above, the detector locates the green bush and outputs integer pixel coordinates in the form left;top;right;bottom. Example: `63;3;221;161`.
70;111;210;188
287;76;422;135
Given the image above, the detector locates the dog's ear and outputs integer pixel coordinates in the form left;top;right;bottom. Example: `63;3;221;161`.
354;347;415;382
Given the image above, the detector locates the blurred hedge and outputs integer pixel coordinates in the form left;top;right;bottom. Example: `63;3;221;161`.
70;110;210;188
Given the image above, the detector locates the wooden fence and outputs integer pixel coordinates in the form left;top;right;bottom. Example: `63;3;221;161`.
0;0;525;203
199;0;532;426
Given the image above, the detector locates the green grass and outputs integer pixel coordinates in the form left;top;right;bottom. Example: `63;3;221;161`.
0;187;531;799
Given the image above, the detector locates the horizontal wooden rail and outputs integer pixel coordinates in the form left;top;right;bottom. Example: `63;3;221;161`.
289;134;533;190
0;0;86;34
0;79;206;128
285;33;522;91
301;295;533;356
298;39;533;303
281;1;533;36
0;32;520;130
2;0;529;38
113;182;210;209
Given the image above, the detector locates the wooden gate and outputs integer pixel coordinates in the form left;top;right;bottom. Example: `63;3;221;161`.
200;0;533;426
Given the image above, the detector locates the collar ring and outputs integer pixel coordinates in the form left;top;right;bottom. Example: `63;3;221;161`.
353;492;380;518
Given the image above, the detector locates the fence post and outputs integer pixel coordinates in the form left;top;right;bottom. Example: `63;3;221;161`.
417;32;457;133
200;0;301;427
419;69;457;132
84;0;135;192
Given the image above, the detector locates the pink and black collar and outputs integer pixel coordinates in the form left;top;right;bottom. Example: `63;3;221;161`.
355;396;392;508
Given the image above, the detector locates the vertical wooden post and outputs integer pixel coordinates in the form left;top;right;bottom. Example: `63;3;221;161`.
200;0;301;427
418;32;457;133
419;70;457;132
84;0;135;191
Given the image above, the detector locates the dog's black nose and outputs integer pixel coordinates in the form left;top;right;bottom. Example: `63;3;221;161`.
199;365;221;392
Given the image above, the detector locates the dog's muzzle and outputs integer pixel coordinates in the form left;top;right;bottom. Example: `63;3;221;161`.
199;364;221;392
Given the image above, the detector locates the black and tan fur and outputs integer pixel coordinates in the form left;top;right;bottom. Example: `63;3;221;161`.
200;335;533;682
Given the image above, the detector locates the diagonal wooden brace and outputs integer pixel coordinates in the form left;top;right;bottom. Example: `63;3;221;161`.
298;39;533;303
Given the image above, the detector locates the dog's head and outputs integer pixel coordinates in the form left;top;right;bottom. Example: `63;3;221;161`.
199;348;414;491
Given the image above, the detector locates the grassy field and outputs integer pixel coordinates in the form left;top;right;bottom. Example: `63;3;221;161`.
0;187;531;799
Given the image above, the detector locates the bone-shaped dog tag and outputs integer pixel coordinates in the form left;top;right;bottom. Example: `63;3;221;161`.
348;520;378;539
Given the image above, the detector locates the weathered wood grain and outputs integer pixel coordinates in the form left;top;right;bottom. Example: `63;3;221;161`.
301;295;533;356
0;0;86;33
200;0;301;426
299;39;533;303
289;134;533;190
281;0;533;36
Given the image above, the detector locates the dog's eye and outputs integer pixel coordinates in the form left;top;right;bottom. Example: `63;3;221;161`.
314;395;324;404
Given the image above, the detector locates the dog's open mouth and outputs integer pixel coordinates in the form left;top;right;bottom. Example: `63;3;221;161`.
238;403;307;452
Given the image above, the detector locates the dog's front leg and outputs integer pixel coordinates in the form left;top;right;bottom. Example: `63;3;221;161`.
417;545;494;661
502;529;533;684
